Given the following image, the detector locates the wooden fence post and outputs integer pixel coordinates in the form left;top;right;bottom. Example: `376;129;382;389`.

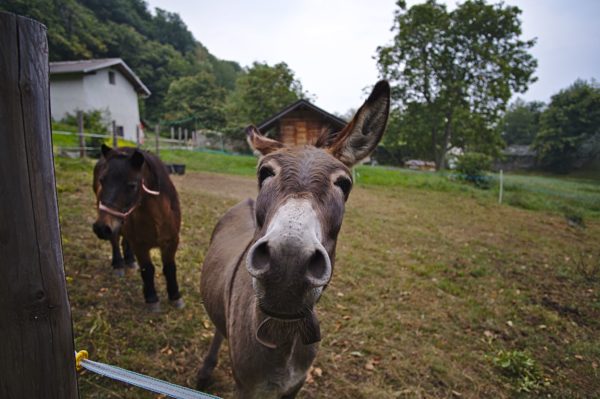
155;123;160;156
135;125;140;148
0;11;79;398
77;110;85;158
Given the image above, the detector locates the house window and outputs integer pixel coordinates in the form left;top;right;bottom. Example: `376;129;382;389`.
117;126;124;137
108;71;116;85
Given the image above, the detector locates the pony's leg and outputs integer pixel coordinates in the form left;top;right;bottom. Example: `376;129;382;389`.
161;242;183;308
121;237;138;270
134;247;160;312
110;233;125;277
196;329;224;390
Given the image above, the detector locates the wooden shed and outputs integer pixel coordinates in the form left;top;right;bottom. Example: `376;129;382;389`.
257;99;347;146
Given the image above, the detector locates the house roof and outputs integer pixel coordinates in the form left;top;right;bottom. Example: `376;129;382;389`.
257;99;347;133
49;58;151;97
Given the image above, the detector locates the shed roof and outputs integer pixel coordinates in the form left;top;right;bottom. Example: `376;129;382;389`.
49;58;151;97
257;99;347;132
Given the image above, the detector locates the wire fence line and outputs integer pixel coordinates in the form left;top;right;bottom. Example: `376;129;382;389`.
51;128;233;155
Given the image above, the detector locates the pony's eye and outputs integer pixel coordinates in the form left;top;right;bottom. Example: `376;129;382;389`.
258;166;275;188
127;182;138;191
334;176;352;201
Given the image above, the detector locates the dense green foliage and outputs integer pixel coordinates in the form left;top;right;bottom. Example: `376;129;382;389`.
0;0;241;121
534;80;600;173
500;98;544;146
376;0;537;169
455;152;493;188
224;62;306;138
163;71;227;130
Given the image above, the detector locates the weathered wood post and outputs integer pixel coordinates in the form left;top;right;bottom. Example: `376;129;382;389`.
112;120;117;147
170;126;174;140
135;124;140;148
0;12;79;399
155;123;160;156
77;110;85;158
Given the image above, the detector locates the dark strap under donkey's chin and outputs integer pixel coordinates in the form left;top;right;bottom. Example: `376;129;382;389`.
255;310;321;349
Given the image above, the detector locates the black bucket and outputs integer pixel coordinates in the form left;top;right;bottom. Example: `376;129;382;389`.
167;164;186;175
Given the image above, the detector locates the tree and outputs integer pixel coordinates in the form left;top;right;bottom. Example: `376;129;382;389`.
225;62;306;136
376;0;537;169
534;79;600;173
500;99;544;146
163;71;226;130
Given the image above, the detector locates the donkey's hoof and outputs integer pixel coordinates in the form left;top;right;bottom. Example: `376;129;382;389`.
146;301;161;313
113;268;125;278
170;298;185;309
125;261;139;271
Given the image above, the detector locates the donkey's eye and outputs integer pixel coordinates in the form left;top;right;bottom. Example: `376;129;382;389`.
334;177;352;201
127;182;138;191
258;166;275;188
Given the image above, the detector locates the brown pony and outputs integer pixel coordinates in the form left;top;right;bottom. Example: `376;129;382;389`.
197;81;390;398
92;145;184;311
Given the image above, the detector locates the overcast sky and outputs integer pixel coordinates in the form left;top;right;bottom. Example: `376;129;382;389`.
147;0;600;115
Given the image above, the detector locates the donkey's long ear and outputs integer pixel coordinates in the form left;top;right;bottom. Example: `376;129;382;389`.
326;81;390;166
246;125;284;156
101;143;112;158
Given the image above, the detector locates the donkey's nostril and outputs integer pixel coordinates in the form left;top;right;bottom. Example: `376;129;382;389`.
248;241;270;276
306;249;330;286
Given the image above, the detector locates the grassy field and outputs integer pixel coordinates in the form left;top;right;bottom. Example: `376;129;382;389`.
55;152;600;398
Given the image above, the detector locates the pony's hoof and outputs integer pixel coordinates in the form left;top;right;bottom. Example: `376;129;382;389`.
125;262;139;271
113;268;125;278
170;298;185;309
146;301;161;313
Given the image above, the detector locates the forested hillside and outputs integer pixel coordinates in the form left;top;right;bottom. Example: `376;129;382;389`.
1;0;242;122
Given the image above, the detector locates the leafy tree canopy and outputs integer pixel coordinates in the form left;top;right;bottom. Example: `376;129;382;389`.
534;79;600;172
163;72;227;130
225;62;306;137
377;0;537;169
500;98;544;146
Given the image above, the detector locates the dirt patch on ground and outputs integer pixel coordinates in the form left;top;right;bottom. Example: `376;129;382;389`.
172;172;257;201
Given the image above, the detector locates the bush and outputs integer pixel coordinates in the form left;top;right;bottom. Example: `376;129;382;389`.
455;152;492;188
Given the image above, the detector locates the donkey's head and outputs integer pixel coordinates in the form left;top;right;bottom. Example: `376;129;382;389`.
245;81;390;329
92;145;155;240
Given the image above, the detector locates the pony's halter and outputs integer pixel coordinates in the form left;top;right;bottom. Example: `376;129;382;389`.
98;180;159;219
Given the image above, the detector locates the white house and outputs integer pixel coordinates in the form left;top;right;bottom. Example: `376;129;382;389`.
49;58;151;142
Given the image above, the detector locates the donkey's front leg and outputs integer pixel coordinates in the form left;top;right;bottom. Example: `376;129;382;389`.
196;329;224;390
121;237;138;270
161;242;184;308
134;248;160;312
110;233;125;277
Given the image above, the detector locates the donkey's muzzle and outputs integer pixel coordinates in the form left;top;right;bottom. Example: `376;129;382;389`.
92;222;113;240
246;234;332;288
